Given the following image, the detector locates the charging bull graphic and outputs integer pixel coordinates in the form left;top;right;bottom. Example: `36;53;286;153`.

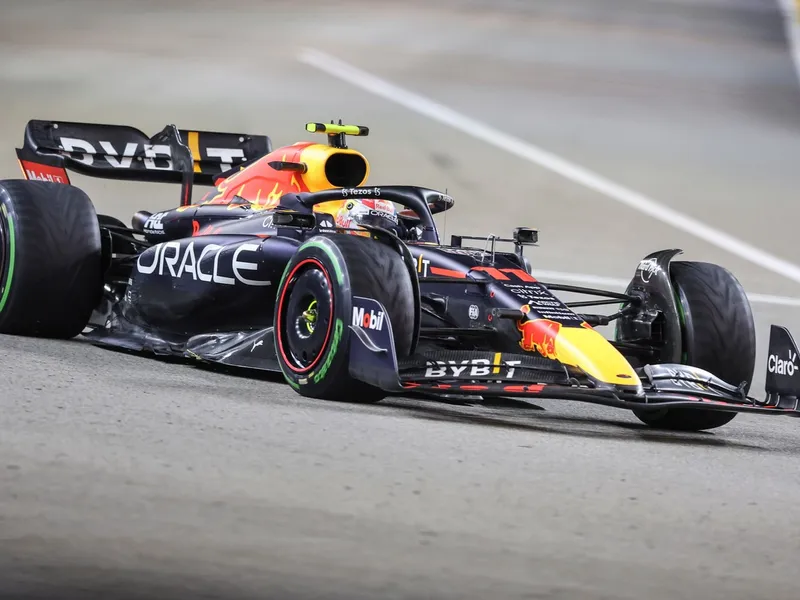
517;317;562;359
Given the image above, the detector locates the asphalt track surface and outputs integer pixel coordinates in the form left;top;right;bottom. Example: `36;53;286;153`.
3;1;800;599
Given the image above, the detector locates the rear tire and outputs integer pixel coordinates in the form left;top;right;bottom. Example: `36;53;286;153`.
274;234;416;403
0;180;102;338
633;261;756;431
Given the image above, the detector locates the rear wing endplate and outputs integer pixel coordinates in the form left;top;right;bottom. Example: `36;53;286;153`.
15;120;272;205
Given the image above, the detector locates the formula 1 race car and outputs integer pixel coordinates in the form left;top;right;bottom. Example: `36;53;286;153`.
2;118;800;432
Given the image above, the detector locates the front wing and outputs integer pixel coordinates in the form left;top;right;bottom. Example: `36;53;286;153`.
399;380;800;416
347;297;800;417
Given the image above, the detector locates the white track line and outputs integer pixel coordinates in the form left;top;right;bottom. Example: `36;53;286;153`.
778;1;800;86
531;269;800;307
298;48;800;287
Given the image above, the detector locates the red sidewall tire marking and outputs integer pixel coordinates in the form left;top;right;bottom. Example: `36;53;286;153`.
275;257;335;374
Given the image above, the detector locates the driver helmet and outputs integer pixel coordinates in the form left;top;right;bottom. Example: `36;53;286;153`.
334;198;402;236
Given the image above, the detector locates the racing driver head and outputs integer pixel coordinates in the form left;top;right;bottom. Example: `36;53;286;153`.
332;198;404;237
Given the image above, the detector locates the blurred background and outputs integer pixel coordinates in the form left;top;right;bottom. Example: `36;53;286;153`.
3;1;800;599
4;0;800;383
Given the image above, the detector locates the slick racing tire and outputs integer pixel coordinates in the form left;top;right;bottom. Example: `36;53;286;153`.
274;233;416;403
0;180;102;338
634;261;756;432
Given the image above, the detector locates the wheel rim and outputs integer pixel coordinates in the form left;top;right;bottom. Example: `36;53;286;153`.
277;259;335;373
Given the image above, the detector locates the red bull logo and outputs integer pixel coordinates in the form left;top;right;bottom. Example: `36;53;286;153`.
517;318;562;359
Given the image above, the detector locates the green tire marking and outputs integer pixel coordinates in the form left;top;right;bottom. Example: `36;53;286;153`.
278;237;345;389
299;238;344;285
0;204;15;314
312;318;343;384
276;358;301;389
674;288;689;364
277;260;294;291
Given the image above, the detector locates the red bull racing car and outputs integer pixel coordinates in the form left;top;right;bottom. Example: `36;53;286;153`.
2;118;800;432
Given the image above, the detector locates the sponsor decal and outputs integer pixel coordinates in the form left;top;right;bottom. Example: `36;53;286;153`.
136;241;271;286
434;193;454;204
251;340;264;352
438;247;491;259
517;318;561;359
637;258;660;283
58;137;245;172
143;211;167;234
262;215;274;228
512;286;582;323
417;254;431;277
468;304;480;320
507;283;550;297
768;349;797;377
19;160;68;184
438;247;484;259
424;358;522;379
335;198;397;229
372;198;395;213
352;305;386;331
367;208;398;224
529;299;562;308
341;187;381;197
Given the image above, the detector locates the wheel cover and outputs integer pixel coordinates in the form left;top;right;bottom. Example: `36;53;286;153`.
277;259;335;373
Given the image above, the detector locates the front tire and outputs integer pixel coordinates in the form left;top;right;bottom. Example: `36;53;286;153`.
633;261;756;431
0;180;102;338
274;234;416;403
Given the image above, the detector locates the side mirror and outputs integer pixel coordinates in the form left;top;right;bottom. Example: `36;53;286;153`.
513;227;539;245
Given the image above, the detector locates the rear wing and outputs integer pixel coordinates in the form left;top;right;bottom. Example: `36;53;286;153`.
15;119;272;205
